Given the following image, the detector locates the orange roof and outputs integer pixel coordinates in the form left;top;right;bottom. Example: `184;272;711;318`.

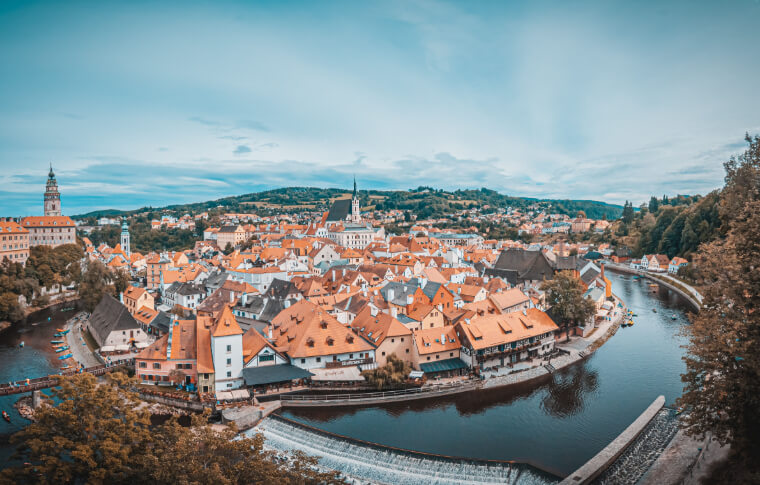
20;216;75;227
413;325;460;355
196;316;214;373
407;303;436;321
133;306;158;326
169;319;198;360
456;308;559;351
350;307;411;346
0;220;28;234
270;299;373;358
242;328;280;364
124;285;147;301
212;305;243;337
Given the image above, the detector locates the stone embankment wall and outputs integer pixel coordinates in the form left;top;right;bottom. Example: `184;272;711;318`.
138;392;205;411
606;264;701;312
559;395;666;485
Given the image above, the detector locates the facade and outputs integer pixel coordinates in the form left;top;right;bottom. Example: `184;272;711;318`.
210;306;245;391
456;309;558;370
87;294;150;349
0;218;30;265
21;216;76;248
668;257;688;274
135;319;198;386
216;225;246;250
122;285;155;315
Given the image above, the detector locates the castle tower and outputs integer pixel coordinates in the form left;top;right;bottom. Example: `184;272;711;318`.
44;164;62;216
120;218;131;257
351;176;361;223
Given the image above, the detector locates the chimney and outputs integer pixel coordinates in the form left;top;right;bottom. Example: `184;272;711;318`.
406;294;413;306
387;289;395;301
371;306;379;317
441;333;446;345
119;292;124;303
268;325;273;339
600;262;605;280
284;300;291;309
390;307;397;318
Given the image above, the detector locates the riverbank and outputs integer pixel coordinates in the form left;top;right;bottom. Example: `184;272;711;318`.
605;263;702;311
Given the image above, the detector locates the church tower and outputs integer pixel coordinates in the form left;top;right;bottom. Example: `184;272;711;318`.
351;176;361;223
121;218;131;257
44;164;62;216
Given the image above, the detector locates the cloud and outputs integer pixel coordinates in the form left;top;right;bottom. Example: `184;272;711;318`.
188;116;222;127
233;145;252;155
236;120;269;132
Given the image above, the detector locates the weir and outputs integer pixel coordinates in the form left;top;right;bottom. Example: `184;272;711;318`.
250;414;561;484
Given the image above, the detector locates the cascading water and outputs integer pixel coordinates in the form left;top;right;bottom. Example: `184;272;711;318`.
249;416;559;485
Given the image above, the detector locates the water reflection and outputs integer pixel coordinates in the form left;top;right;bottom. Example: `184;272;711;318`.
541;365;598;418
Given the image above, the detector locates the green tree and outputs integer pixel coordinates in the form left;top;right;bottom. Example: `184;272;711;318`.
541;271;596;342
648;196;660;213
621;201;634;225
679;133;760;479
78;261;111;312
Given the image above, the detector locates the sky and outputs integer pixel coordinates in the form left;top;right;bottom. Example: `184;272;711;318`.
1;0;759;216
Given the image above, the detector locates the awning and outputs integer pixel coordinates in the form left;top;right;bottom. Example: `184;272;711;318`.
409;370;424;379
420;358;468;374
241;364;314;386
114;344;130;351
310;366;365;382
134;341;150;348
99;345;115;352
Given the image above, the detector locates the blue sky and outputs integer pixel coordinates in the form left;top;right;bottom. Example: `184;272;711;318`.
1;0;759;215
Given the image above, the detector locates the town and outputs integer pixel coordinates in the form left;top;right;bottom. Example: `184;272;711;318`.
1;168;691;404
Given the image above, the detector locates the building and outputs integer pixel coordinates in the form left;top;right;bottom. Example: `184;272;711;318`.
122;285;155;315
350;307;414;366
269;299;375;370
412;326;466;377
21;216;76;248
135;318;198;386
0;218;30;265
87;294;150;349
209;306;245;392
456;309;558;370
216;225;246;250
44;164;61;217
668;257;688;274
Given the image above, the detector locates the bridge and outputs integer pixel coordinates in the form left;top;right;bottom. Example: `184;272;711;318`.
0;361;134;397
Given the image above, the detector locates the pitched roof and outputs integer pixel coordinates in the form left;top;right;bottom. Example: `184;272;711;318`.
413;325;460;355
326;199;351;221
212;305;243;337
270;299;373;358
88;294;141;346
456;309;559;351
350;307;411;346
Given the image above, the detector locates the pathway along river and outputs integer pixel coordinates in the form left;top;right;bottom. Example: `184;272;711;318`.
280;273;692;477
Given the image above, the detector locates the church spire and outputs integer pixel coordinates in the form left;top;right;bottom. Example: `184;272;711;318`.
352;175;357;198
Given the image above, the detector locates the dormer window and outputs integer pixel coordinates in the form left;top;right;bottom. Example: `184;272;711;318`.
326;337;334;346
306;337;314;347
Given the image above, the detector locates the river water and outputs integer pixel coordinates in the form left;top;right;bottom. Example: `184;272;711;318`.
0;301;82;464
280;274;692;477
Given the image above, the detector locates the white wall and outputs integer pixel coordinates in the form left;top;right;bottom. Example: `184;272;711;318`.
211;334;244;391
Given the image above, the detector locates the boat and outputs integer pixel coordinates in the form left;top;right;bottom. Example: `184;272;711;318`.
671;315;677;320
652;308;657;313
53;330;69;337
61;307;74;312
55;346;70;353
58;353;72;360
60;365;71;370
50;339;64;344
2;411;10;423
18;341;24;348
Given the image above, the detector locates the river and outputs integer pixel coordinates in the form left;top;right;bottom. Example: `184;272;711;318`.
279;274;692;477
0;301;82;465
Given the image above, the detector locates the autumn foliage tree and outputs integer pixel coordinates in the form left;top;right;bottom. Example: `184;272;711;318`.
0;372;344;485
679;133;760;479
361;354;412;390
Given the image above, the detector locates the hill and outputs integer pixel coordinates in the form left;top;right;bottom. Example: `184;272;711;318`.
73;186;624;221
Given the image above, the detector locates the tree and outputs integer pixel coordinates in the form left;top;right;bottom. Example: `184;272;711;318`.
0;372;344;485
223;242;234;255
78;261;111;312
648;196;660;213
541;271;596;342
621;201;634;225
112;269;130;295
361;354;412;390
679;134;760;478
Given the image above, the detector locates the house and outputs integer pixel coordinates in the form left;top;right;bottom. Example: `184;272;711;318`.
163;282;206;311
486;249;557;287
350;307;414;366
456;309;558;370
412;326;466;378
216;225;246;250
643;254;670;273
269;299;375;370
488;288;531;314
122;285;155;315
0;218;30;265
87;294;150;349
135;318;197;386
668;257;688;274
20;216;76;248
209;306;245;392
407;304;445;329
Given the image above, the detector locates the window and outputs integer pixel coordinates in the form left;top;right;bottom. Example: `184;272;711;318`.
401;338;404;342
226;371;232;378
153;363;161;369
406;349;409;353
226;345;231;353
436;355;440;359
226;358;231;366
450;352;454;357
382;351;386;356
139;362;147;368
391;338;395;343
260;354;274;362
301;359;306;364
316;357;321;363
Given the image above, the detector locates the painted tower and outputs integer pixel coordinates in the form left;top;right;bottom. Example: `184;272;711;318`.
121;218;131;257
44;164;62;216
350;176;361;223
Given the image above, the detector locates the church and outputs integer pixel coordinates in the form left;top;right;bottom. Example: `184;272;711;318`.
20;165;76;248
324;178;384;249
